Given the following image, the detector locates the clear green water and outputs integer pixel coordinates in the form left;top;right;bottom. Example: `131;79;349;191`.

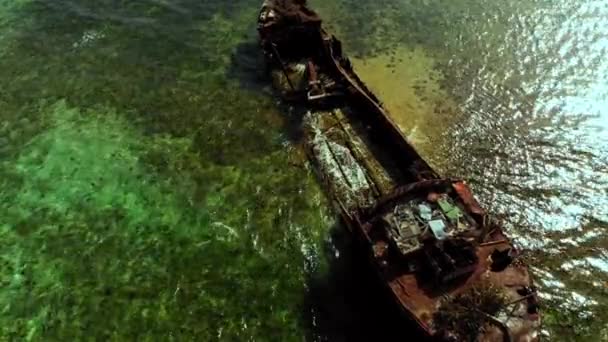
0;0;606;341
0;1;333;340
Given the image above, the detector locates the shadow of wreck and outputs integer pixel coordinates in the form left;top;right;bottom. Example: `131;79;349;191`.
303;223;431;342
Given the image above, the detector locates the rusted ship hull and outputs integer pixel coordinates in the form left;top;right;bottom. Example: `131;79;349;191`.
257;1;541;341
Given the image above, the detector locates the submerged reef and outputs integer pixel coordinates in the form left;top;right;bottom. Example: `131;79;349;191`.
0;99;330;340
0;0;332;340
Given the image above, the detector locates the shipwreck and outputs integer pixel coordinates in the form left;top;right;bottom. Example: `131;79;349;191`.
257;1;541;341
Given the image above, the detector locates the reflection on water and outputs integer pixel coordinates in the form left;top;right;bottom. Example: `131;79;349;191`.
0;0;606;340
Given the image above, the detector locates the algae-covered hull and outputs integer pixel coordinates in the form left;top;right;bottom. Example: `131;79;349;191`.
258;1;541;341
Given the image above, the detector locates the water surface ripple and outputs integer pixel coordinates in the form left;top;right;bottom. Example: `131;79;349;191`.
314;0;608;339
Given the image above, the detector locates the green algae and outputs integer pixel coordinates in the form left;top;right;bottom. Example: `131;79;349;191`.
0;98;331;340
434;283;508;341
0;0;334;340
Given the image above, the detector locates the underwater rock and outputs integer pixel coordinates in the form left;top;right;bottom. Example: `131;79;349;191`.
8;129;19;142
18;117;35;136
0;123;8;135
18;117;30;128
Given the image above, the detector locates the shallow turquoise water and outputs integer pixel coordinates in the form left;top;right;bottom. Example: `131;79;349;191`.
0;0;607;341
0;1;335;340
